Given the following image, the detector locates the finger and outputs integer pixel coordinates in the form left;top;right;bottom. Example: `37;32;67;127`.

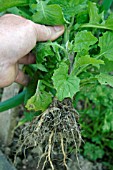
18;53;36;64
15;70;30;86
34;24;65;41
0;64;17;88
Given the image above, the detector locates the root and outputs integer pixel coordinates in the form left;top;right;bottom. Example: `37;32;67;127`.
48;131;54;170
15;98;82;170
42;155;48;170
59;132;69;170
71;129;81;170
37;152;47;169
35;109;49;132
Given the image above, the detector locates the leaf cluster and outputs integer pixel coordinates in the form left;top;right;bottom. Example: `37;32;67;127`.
23;0;113;113
1;0;113;117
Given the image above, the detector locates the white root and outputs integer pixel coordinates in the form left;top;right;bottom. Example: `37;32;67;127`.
35;109;49;132
59;132;69;170
48;131;54;170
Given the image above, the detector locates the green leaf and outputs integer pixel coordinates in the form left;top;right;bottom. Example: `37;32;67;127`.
88;2;103;24
104;13;113;31
74;30;98;52
107;140;113;149
76;10;88;24
100;58;113;73
26;81;52;111
84;142;104;161
81;13;113;31
102;0;113;11
52;62;80;101
99;32;113;61
48;0;88;18
80;7;113;31
6;7;20;15
80;23;113;31
52;44;61;61
103;110;113;133
75;55;104;69
30;64;48;72
32;1;66;25
96;73;113;87
36;43;54;63
24;71;39;104
0;0;29;12
7;6;32;19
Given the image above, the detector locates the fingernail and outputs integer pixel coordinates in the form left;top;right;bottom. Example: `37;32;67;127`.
54;26;64;32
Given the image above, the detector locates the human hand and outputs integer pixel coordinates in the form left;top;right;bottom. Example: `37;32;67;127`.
0;14;64;88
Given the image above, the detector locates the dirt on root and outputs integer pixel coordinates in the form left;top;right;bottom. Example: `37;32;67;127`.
14;98;82;170
0;98;105;170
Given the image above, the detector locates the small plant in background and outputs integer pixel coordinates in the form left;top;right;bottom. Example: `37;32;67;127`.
0;0;113;169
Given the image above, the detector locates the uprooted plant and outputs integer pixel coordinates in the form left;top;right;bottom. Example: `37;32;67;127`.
1;0;113;169
15;99;81;170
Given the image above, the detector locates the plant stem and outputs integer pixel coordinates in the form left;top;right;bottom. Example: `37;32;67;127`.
48;42;68;59
96;52;105;59
81;23;113;31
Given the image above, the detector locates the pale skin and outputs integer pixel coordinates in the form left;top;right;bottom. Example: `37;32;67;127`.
0;14;64;88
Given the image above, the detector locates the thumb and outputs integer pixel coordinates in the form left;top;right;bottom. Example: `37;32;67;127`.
33;24;65;41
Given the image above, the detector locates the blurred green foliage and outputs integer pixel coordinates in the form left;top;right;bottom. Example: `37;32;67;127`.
74;84;113;169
